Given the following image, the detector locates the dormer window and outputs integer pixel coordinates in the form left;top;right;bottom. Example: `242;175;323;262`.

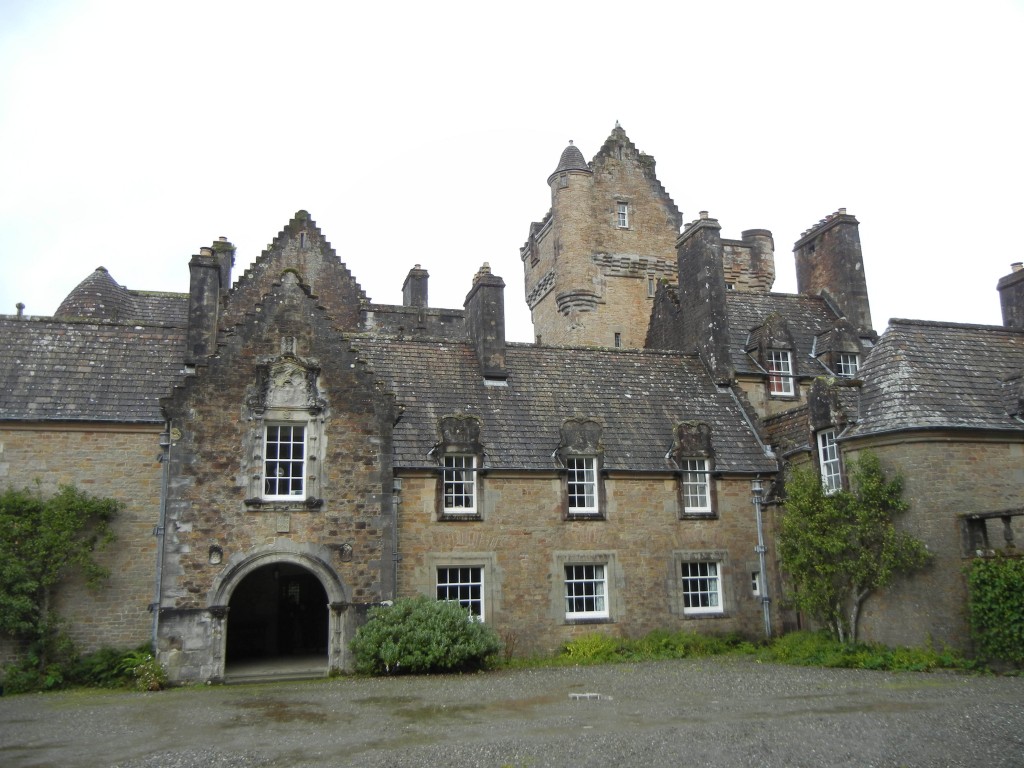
567;457;599;514
680;459;712;514
434;415;484;520
766;349;794;396
616;202;629;229
835;352;859;378
442;455;477;514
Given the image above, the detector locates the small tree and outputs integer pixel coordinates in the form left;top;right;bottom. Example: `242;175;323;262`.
778;452;930;643
0;484;119;679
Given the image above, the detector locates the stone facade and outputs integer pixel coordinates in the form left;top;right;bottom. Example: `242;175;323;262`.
2;126;1022;684
396;471;781;656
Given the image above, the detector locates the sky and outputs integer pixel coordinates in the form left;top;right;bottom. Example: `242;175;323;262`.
1;0;1022;343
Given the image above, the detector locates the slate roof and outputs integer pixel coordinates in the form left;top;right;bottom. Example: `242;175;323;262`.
354;338;777;474
726;292;842;377
846;319;1024;437
56;267;188;327
0;316;186;423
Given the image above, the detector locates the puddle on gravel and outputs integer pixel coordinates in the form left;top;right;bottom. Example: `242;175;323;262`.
228;698;328;725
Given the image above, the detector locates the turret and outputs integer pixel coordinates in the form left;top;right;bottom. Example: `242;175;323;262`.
794;210;873;334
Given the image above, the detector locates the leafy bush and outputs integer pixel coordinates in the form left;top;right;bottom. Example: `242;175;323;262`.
562;633;621;663
72;646;130;688
351;596;501;675
966;555;1024;666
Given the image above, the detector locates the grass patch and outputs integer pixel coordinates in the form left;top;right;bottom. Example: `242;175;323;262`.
500;629;969;674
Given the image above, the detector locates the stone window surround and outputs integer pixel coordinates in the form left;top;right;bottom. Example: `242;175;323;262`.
670;550;731;619
426;552;498;623
245;407;325;510
553;551;619;625
432;415;485;522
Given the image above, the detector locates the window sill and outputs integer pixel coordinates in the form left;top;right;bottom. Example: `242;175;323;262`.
566;512;605;521
438;512;483;522
681;611;728;620
244;497;323;512
564;617;612;625
679;511;718;521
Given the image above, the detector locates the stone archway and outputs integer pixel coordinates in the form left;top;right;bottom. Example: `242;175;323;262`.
210;546;349;679
225;562;329;664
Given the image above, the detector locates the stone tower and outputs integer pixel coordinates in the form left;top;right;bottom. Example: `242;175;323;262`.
521;125;682;348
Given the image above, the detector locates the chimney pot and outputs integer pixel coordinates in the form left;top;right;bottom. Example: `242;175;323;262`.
699;211;709;220
1012;262;1023;273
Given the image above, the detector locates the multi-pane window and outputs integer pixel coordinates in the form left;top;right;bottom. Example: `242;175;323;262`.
835;352;859;378
436;566;484;619
564;564;608;619
264;425;306;498
681;459;712;513
443;455;476;513
766;350;794;396
566;457;598;514
817;429;842;494
616;202;629;228
681;561;723;614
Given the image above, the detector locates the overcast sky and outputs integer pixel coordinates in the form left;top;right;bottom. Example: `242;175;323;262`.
2;0;1021;343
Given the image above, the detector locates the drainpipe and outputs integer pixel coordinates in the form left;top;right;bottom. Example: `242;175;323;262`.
752;476;772;639
151;423;172;650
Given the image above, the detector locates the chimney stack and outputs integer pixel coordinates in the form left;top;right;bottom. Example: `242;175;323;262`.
464;263;507;381
997;263;1024;329
186;238;234;363
676;214;734;385
794;210;873;335
402;264;429;307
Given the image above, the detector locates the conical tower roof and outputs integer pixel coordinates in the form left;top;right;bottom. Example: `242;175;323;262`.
547;140;591;184
56;266;134;321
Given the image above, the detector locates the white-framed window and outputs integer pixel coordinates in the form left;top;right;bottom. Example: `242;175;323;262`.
766;349;794;396
263;424;306;499
567;456;598;514
835;352;859;378
681;459;712;513
443;454;476;514
616;202;629;228
751;571;761;596
436;566;484;619
564;563;608;619
681;561;724;614
817;429;842;494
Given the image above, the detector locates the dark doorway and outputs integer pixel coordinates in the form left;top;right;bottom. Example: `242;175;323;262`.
226;562;329;664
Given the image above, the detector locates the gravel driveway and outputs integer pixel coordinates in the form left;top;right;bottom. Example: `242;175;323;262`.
2;657;1022;768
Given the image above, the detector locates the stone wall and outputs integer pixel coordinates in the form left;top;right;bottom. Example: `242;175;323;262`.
0;424;161;658
839;437;1023;651
396;470;780;656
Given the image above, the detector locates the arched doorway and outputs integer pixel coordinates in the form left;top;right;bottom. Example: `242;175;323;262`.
225;562;329;667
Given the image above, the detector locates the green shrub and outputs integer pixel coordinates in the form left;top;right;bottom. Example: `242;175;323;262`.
757;630;962;671
351;596;501;675
116;646;168;691
72;646;129;688
966;555;1024;666
562;633;621;663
